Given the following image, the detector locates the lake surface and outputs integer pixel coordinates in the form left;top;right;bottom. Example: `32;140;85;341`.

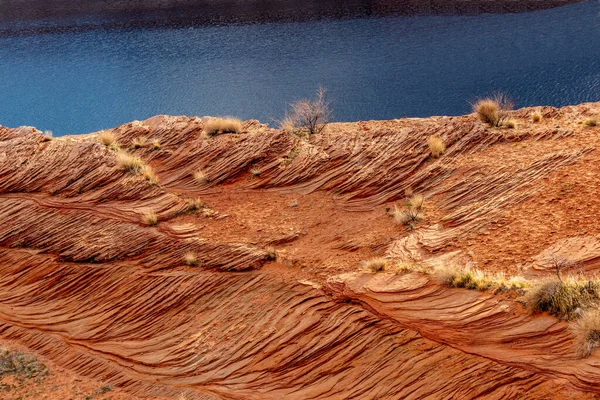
0;0;598;136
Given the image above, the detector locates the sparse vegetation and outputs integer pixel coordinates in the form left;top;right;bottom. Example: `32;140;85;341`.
282;86;332;135
193;169;209;184
0;349;48;383
532;111;543;123
427;136;446;158
364;257;389;273
504;119;517;129
266;247;277;261
132;136;148;148
41;130;53;141
250;168;261;177
142;211;159;226
573;310;600;357
141;165;159;185
584;118;598;127
392;194;424;230
473;93;514;127
525;277;600;320
203;117;243;136
437;264;528;292
116;151;144;174
151;139;162;150
183;252;199;266
186;198;204;212
98;130;116;146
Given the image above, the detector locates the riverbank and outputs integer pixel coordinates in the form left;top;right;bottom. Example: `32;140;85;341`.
0;0;587;33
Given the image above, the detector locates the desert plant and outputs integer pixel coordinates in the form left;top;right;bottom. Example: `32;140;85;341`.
203;117;243;136
116;151;144;173
437;264;527;292
98;130;116;146
573;310;600;357
392;194;424;230
132;136;148;148
584;118;598;127
142;211;159;226
525;277;600;319
186;198;204;212
41;130;53;142
532;111;543;123
364;257;388;273
183;252;199;266
427;136;446;158
151;139;162;150
504;119;517;129
0;349;48;382
282;86;332;135
193;169;209;184
266;247;277;261
472;93;514;127
141;165;159;185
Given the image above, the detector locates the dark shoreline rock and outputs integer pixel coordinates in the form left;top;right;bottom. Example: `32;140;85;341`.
0;0;587;35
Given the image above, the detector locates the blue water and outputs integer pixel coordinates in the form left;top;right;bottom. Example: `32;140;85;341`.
0;1;598;135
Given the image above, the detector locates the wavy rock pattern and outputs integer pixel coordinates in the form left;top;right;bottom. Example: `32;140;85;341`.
0;103;599;398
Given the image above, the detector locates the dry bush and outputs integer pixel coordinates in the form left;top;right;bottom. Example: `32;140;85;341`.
266;247;277;261
0;349;49;382
573;310;600;357
392;194;424;230
193;169;209;184
141;165;159;185
472;93;514;127
132;136;148;148
389;260;433;275
41;130;53;142
151;140;162;150
584;118;598;127
504;119;517;129
427;136;446;158
532;111;543;123
437;264;527;292
186;198;204;212
364;257;388;273
183;252;199;266
142;211;159;226
282;87;332;135
204;117;243;136
525;277;600;320
250;168;261;177
116;151;144;173
98;130;116;146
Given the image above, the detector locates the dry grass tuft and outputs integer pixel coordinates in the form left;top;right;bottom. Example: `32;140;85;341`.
0;349;49;382
364;257;389;273
573;310;600;357
187;198;204;212
388;260;434;275
193;169;209;184
282;86;332;135
141;165;159;185
472;93;513;127
132;136;148;148
151;139;162;150
427;136;446;158
266;247;277;261
532;111;543;123
116;151;144;173
142;211;159;226
525;277;600;320
584;118;598;127
437;264;528;292
504;119;517;129
98;130;116;146
392;194;424;230
41;130;53;142
204;117;243;136
183;252;199;266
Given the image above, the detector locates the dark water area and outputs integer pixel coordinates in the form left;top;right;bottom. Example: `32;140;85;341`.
0;0;598;135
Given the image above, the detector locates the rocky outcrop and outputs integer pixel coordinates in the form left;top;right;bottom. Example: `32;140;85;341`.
1;102;600;398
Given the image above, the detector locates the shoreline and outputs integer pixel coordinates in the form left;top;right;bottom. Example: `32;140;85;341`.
0;0;587;34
